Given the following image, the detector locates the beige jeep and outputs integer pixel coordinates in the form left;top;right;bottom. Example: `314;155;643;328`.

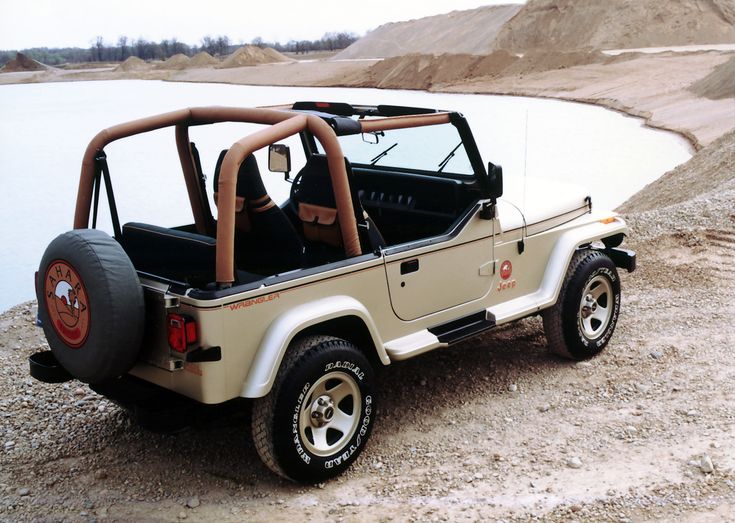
31;102;635;482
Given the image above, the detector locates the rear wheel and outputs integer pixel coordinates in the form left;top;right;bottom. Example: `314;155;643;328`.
252;336;375;482
543;250;621;360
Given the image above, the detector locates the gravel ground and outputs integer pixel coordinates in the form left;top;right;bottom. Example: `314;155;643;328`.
1;137;734;522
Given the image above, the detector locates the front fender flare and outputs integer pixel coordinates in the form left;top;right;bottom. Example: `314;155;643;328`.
240;295;386;398
490;216;630;324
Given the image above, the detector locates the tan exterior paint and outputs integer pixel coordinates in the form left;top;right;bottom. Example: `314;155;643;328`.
71;105;631;404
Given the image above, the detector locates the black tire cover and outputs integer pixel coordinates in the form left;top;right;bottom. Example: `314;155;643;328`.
36;229;145;383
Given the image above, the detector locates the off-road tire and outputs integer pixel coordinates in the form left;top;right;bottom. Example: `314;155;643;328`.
543;249;620;360
36;229;145;383
251;336;375;483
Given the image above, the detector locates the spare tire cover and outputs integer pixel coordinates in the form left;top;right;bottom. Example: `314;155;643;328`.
36;229;145;383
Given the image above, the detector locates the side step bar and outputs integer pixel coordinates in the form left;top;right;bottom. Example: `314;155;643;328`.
428;310;496;345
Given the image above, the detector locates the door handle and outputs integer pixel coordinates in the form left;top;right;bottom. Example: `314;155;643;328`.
400;259;419;275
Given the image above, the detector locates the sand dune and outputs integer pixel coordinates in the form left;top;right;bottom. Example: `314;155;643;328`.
0;52;47;73
353;49;608;90
493;0;735;51
337;0;735;59
217;46;291;68
335;4;523;59
690;54;735;99
154;53;191;70
189;51;219;67
114;56;150;72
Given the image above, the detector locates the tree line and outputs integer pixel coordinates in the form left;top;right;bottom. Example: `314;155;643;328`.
0;32;359;67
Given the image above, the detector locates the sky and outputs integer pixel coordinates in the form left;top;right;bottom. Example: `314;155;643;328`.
0;0;524;51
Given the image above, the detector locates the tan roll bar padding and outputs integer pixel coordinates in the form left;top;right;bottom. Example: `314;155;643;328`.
73;106;449;287
74;107;300;231
174;125;209;235
215;113;361;284
307;115;360;259
360;112;451;133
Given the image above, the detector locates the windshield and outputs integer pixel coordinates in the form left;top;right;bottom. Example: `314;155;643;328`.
316;121;474;177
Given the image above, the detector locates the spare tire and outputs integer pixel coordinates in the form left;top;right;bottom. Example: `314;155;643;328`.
36;229;145;383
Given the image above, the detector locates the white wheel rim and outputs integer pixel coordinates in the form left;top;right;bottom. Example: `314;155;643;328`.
578;275;614;340
299;371;361;457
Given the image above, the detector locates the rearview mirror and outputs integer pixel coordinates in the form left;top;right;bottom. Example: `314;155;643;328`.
487;162;503;199
268;144;291;179
361;131;384;145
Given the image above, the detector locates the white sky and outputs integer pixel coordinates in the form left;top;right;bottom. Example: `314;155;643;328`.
0;0;524;50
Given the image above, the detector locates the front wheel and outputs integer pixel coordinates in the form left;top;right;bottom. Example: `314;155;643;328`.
251;336;375;482
543;250;621;360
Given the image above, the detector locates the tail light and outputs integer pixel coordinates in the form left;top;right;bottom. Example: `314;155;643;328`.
167;313;198;353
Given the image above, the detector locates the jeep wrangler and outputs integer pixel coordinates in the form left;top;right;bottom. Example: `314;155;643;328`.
31;102;635;482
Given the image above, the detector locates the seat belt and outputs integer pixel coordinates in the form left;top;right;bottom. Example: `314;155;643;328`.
190;142;215;236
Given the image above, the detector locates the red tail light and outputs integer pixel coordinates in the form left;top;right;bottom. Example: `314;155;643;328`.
167;313;198;353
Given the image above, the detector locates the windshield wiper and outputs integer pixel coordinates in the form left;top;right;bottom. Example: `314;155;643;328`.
437;142;462;173
370;142;398;165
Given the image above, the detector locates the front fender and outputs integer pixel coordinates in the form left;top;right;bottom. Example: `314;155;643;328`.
239;295;386;398
490;215;630;324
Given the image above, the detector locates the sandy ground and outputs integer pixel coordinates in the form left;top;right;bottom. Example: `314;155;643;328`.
2;214;734;522
441;51;735;149
1;46;734;522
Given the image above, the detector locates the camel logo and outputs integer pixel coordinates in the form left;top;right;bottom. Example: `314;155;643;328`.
44;260;90;348
500;260;513;280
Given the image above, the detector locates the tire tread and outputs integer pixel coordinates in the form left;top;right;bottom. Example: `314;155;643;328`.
543;249;615;359
251;335;340;480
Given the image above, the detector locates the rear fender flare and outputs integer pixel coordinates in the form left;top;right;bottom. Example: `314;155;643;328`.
240;295;386;398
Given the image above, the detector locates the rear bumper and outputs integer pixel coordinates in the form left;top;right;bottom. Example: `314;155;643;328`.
605;247;636;273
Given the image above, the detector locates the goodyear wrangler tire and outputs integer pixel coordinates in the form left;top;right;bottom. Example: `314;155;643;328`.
36;229;144;383
542;250;621;360
252;336;375;483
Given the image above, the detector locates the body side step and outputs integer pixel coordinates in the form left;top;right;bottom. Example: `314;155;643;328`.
428;310;496;345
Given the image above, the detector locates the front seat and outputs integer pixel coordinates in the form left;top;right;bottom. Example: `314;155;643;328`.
213;151;303;274
291;154;385;266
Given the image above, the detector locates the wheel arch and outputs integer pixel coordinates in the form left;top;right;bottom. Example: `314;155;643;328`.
544;217;631;308
240;295;387;398
491;216;630;324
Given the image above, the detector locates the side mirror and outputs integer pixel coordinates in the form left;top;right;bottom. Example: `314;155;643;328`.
487;162;503;200
268;144;291;180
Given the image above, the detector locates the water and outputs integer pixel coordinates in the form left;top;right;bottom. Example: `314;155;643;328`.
0;80;692;311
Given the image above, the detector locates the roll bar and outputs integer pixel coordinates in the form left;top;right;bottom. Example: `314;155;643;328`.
73;106;453;287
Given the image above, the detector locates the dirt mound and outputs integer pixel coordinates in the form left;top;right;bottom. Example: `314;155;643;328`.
189;51;219;67
358;49;606;90
155;53;191;70
261;47;291;62
493;0;735;52
1;52;46;73
114;56;149;72
217;46;291;69
503;49;608;75
336;5;523;59
689;54;735;100
619;128;735;216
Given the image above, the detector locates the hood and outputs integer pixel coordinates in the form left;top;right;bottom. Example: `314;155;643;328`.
497;177;591;234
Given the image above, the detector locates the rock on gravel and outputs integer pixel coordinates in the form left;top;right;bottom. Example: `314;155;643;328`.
700;454;715;474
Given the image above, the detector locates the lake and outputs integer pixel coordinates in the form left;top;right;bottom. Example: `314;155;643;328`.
0;80;692;311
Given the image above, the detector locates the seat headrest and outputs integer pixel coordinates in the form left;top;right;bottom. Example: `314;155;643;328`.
213;151;267;200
